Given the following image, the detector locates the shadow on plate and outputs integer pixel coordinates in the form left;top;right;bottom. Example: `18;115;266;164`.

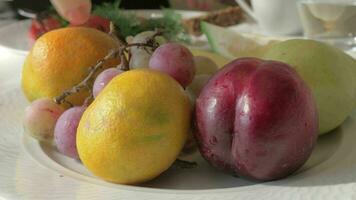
141;153;255;189
36;116;356;190
268;116;356;187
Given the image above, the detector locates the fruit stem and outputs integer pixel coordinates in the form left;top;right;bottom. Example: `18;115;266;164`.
54;49;118;105
54;30;163;105
83;93;93;107
109;22;127;47
118;30;163;71
132;30;163;51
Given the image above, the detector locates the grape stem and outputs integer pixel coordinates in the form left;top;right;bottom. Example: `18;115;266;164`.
53;28;163;105
83;93;93;107
53;50;118;105
117;30;163;71
108;22;127;47
52;29;196;169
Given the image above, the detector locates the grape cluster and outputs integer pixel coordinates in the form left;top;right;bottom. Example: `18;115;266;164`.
23;31;219;160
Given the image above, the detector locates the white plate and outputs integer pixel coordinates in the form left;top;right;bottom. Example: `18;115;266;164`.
0;20;30;55
2;49;356;199
1;10;356;200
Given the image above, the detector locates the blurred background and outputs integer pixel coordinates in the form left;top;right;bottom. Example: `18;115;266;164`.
2;0;241;15
0;0;245;26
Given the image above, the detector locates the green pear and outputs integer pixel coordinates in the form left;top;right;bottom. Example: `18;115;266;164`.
263;39;356;135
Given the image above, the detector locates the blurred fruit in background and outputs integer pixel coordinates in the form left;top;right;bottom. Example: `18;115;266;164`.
8;0;239;21
170;0;237;11
9;0;170;18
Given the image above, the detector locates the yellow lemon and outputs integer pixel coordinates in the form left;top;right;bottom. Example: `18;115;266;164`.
22;27;120;106
77;69;191;184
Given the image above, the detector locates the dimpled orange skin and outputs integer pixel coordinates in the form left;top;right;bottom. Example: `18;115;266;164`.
76;69;191;184
22;27;120;106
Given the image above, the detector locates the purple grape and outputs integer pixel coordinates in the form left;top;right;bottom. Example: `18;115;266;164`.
23;98;64;142
149;43;196;88
54;106;86;159
93;68;123;98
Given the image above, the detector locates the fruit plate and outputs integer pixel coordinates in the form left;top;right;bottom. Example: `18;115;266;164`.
2;48;356;200
2;10;356;200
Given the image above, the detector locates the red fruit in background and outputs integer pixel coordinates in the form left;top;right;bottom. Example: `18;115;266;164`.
195;58;318;181
72;15;110;33
28;15;110;46
28;16;62;45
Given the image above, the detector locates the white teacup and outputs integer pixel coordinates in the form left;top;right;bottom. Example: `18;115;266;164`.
236;0;303;35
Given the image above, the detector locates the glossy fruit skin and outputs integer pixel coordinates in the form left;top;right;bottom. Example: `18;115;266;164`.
77;69;191;184
195;58;318;181
263;39;355;134
22;27;120;106
23;98;64;141
149;43;196;88
54;106;86;159
93;68;123;98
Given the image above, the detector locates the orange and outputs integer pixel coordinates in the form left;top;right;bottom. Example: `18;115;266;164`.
22;27;120;106
76;69;191;184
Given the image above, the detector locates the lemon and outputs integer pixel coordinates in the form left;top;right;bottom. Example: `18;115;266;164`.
77;69;191;184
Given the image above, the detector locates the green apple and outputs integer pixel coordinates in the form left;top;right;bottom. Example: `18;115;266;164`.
263;39;356;134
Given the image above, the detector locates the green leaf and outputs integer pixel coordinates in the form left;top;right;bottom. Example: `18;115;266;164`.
92;1;190;42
